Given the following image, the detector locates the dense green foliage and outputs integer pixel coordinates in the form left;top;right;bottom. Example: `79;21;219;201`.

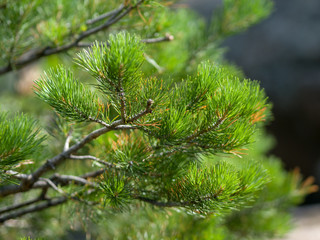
0;0;316;239
0;112;44;176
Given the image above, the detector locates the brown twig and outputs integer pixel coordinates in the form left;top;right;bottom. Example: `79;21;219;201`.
86;4;124;25
77;34;174;48
136;196;184;207
185;117;225;142
0;197;41;215
69;155;115;168
141;34;174;43
127;99;154;123
0;189;97;223
0;196;68;224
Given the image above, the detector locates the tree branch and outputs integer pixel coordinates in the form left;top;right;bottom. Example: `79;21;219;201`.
119;87;127;123
136;196;183;207
63;129;73;151
69;155;115;168
0;124;134;198
0;188;47;216
0;197;40;215
0;0;145;75
127;99;154;123
51;174;98;187
88;117;110;127
185;117;226;142
5;170;29;181
77;34;174;48
0;189;97;223
141;34;174;44
80;169;106;179
86;4;124;25
0;196;68;224
31;174;98;189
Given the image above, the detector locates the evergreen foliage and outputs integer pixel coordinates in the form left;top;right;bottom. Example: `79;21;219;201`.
0;112;44;179
34;66;108;124
0;0;317;239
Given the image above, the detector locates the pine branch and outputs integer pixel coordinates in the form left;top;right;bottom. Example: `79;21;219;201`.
40;178;65;195
5;170;29;181
136;196;183;207
0;124;136;198
141;34;174;44
63;130;73;152
86;4;124;25
127;99;154;123
77;35;174;49
51;174;98;187
185;116;226;142
119;87;127;123
0;189;97;223
5;170;98;190
75;109;110;127
80;169;106;179
69;155;115;168
0;189;47;216
0;198;40;215
75;0;145;44
0;196;68;224
0;95;150;198
0;0;146;75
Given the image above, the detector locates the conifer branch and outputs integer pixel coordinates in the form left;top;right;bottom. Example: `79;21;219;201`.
73;106;110;127
34;175;98;189
77;35;174;48
5;169;97;189
0;188;47;215
119;88;127;123
51;174;98;187
0;0;145;75
86;4;125;25
186;117;226;142
75;0;145;44
0;189;98;223
136;196;184;207
40;178;65;195
0;196;68;224
80;169;106;179
0;197;41;215
5;170;29;181
35;174;97;188
87;117;110;127
69;155;115;168
0;101;145;197
63;130;73;151
141;34;174;43
127;99;154;123
77;33;174;48
0;124;137;198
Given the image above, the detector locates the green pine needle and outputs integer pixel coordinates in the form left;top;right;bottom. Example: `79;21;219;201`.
0;112;45;169
34;66;108;124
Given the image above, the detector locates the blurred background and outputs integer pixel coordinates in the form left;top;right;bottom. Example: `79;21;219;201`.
185;0;320;204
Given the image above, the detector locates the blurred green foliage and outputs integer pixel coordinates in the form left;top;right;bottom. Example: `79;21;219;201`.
0;0;316;239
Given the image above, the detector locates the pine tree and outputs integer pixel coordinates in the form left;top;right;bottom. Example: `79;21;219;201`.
0;0;317;239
